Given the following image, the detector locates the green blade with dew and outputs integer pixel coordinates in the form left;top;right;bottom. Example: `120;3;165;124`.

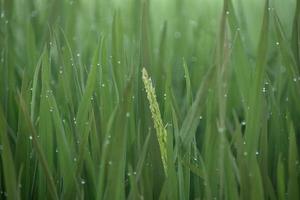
18;94;59;200
244;0;270;160
287;120;299;200
0;106;20;200
75;39;101;176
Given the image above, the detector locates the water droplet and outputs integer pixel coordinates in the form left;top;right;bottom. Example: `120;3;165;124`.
59;70;63;74
276;42;280;46
31;10;38;18
133;171;137;175
293;77;297;82
76;53;80;57
29;136;33;140
243;151;248;156
262;87;266;93
104;139;110;146
108;161;112;165
226;11;230;15
126;112;130;118
199;116;203;120
191;56;197;62
218;127;225;133
81;179;86;185
49;107;54;112
117;61;121;64
241;121;246;126
174;31;181;39
224;93;228;98
101;83;105;88
55;149;59;153
189;20;197;26
74;157;77;162
255;151;259;156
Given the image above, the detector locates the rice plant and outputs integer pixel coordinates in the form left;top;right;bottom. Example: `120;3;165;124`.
0;0;299;199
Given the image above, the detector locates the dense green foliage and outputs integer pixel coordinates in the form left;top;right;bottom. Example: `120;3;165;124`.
0;0;300;199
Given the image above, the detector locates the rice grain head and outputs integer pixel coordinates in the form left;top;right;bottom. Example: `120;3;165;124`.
142;68;168;175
